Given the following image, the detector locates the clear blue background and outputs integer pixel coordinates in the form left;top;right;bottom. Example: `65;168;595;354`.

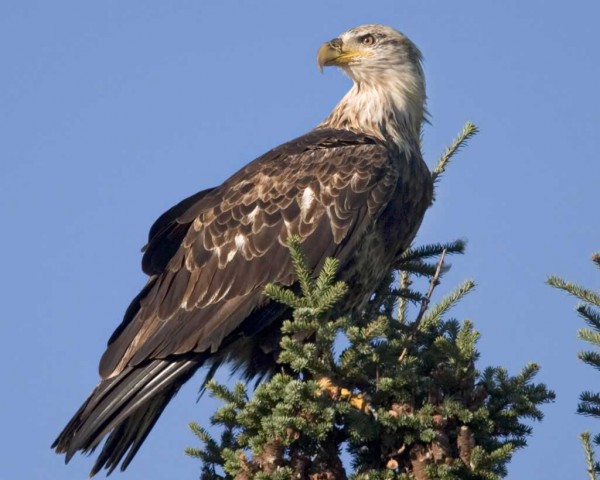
2;1;599;478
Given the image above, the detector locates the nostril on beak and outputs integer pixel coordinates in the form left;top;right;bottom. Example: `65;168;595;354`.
329;38;343;51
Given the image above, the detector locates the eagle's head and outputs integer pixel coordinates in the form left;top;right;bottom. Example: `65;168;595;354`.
318;24;426;149
317;24;423;85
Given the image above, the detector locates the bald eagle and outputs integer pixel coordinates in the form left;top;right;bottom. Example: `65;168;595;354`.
53;24;433;476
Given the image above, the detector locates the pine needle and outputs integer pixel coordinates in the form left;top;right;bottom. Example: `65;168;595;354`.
432;121;479;182
420;279;475;328
547;275;600;306
580;432;599;480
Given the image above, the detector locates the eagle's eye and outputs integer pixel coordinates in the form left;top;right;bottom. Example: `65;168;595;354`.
361;34;376;46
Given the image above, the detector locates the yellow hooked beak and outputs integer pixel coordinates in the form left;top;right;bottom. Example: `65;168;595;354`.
317;38;372;72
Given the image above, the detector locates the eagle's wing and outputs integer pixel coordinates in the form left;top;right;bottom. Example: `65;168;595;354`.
99;128;399;378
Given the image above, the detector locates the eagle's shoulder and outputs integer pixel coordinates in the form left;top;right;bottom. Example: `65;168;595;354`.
215;127;385;186
266;127;380;155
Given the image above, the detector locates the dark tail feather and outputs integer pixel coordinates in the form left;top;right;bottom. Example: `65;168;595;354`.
89;390;174;476
52;359;199;477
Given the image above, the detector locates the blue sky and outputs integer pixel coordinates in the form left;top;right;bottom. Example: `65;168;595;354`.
2;1;600;478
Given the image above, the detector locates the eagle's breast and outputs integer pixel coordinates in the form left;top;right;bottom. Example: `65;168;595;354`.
343;148;432;309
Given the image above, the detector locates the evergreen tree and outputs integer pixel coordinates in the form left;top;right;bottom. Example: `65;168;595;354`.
186;124;555;479
548;253;600;479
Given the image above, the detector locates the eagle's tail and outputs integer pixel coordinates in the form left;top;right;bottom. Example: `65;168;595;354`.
52;358;199;477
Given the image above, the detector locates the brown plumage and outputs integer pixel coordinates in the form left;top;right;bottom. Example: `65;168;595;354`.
52;24;433;476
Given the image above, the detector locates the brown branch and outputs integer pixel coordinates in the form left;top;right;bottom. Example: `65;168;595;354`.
397;270;411;324
412;248;447;330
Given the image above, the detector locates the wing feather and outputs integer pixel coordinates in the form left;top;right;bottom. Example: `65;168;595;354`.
142;187;216;275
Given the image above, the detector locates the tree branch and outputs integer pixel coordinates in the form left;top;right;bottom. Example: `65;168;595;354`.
412;248;447;329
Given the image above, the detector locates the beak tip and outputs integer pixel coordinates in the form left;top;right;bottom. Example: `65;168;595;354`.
317;39;344;73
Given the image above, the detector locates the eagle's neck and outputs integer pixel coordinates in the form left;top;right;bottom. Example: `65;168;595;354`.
320;71;425;153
